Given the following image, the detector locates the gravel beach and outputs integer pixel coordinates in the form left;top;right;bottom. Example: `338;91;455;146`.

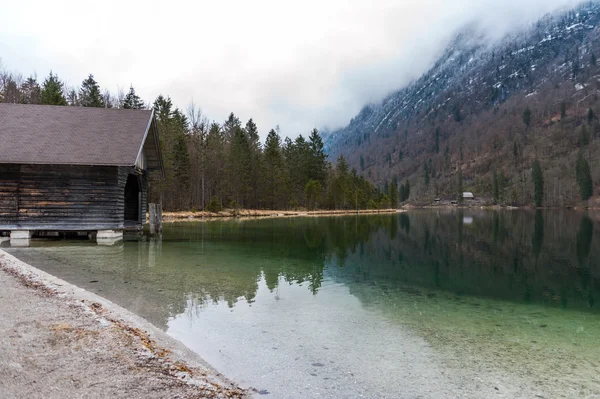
0;250;248;399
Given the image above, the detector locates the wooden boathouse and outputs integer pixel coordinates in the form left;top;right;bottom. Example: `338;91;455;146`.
0;103;164;243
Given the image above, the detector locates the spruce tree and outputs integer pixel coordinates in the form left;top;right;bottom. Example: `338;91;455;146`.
457;169;464;203
424;161;430;186
122;85;145;109
576;154;593;201
304;180;322;210
579;125;590;147
492;169;500;204
523;107;532;128
244;118;262;208
263;129;285;209
40;72;67;105
334;155;351;209
79;74;104;107
308;128;327;183
531;160;544;207
390;180;399;208
173;133;191;190
435;128;440;153
228;127;252;206
153;95;173;121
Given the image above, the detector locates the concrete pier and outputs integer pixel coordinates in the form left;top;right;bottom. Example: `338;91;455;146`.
96;230;123;246
10;230;32;239
10;230;32;247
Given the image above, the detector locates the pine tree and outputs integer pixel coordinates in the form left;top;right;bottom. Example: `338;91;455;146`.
390;180;399;208
228;127;252;206
304;180;322;210
263;129;286;209
592;53;597;67
79;74;104;107
579;125;590;147
40;72;67;105
122;85;145;109
576;154;593;201
532;160;544;207
453;104;461;122
223;112;242;143
399;179;411;202
588;108;595;125
153;95;173;121
435;128;440;153
173;133;191;190
205;122;226;206
333;155;351;209
561;102;567;119
457;169;464;203
308;128;327;183
523;107;532;128
492;169;500;204
244;118;262;208
444;146;450;165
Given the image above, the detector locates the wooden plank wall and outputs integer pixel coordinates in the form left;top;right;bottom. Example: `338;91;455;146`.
0;164;20;224
0;164;126;231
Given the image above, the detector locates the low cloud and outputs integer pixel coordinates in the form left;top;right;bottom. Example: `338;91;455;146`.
0;0;584;138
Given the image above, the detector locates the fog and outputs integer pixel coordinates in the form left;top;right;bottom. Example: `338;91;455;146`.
0;0;586;138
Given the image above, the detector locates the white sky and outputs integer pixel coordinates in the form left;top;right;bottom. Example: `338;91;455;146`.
0;0;583;138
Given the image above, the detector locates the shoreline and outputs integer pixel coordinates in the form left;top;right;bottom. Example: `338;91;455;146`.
158;205;600;223
161;208;405;222
0;249;248;399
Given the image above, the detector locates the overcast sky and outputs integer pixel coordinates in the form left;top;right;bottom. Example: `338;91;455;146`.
0;0;584;138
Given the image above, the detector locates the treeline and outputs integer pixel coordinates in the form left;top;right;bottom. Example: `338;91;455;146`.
0;63;395;211
153;103;396;211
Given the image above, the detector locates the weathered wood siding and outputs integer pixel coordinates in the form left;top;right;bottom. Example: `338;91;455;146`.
0;164;147;231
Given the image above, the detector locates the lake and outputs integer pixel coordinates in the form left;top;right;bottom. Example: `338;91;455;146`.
4;210;600;398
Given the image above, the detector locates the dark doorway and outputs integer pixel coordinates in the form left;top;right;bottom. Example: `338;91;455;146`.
124;174;141;224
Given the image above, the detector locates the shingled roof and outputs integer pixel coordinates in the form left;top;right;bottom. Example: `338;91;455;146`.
0;103;163;172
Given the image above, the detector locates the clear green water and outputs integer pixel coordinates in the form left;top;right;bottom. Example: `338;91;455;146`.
4;210;600;398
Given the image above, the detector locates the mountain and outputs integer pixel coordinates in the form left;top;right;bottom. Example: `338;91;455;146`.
325;1;600;206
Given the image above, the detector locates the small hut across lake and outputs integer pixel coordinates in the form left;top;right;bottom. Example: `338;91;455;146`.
0;103;164;243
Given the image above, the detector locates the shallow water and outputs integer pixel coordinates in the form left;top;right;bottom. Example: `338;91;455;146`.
5;210;600;398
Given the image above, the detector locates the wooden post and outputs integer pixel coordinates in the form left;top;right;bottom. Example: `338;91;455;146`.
149;203;162;235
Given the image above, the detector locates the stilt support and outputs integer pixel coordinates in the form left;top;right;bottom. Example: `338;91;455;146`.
149;203;162;235
10;230;32;247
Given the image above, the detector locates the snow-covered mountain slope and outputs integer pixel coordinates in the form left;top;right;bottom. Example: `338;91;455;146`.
324;2;600;205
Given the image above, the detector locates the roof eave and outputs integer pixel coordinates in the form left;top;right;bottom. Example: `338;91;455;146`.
134;109;165;179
